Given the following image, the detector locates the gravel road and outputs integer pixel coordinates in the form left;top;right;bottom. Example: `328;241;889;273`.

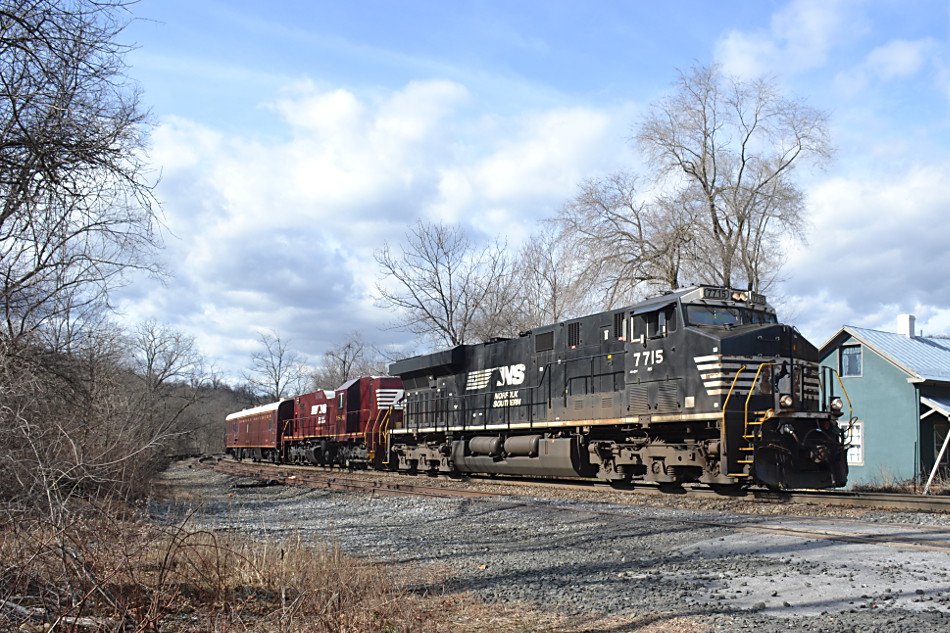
154;461;950;633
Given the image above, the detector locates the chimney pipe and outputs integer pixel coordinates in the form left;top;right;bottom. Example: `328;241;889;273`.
898;314;916;338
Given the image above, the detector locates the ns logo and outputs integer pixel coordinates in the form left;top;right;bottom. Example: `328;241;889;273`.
466;363;527;390
496;363;525;387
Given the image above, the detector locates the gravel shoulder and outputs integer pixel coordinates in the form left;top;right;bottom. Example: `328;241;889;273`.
152;460;950;633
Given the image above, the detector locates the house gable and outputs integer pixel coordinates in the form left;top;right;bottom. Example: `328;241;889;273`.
820;330;920;485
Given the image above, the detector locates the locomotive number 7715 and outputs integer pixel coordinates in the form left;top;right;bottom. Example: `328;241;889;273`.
632;349;665;367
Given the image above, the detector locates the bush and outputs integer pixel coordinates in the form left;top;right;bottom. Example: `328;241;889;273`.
0;509;426;632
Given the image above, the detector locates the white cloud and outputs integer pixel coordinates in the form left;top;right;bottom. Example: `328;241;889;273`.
866;39;935;80
779;162;950;341
119;80;634;377
835;38;939;96
715;0;856;77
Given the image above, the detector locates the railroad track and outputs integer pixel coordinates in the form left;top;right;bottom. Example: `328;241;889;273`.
200;457;950;512
201;459;498;499
199;457;950;552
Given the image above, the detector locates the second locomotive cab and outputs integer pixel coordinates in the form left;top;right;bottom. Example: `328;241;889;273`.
386;286;850;490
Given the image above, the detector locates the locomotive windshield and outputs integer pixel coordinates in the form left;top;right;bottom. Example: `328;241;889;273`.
685;304;777;327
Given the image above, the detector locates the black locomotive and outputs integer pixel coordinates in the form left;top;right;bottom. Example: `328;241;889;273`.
387;286;849;489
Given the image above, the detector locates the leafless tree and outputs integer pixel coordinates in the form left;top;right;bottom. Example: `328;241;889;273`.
127;320;208;439
516;222;595;327
556;172;695;306
0;319;210;522
0;0;160;344
243;330;310;400
635;64;830;292
310;331;389;390
376;221;514;347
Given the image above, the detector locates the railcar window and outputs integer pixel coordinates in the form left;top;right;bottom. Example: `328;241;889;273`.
685;305;777;326
665;306;678;332
631;314;646;340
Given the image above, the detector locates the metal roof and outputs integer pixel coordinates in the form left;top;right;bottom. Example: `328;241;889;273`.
922;395;950;418
225;399;291;421
837;326;950;383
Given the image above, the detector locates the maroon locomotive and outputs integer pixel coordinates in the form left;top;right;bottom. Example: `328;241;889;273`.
225;376;404;469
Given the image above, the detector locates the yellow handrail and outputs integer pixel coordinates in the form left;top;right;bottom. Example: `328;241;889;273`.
827;367;855;425
743;363;774;431
364;408;387;453
720;365;748;477
721;364;748;423
379;407;395;466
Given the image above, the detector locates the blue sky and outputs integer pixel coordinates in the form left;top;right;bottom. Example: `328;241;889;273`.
118;0;950;378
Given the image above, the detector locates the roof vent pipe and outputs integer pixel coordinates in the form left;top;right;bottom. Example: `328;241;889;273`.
898;314;916;338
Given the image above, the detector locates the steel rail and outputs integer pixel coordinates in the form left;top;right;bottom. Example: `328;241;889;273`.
200;458;950;553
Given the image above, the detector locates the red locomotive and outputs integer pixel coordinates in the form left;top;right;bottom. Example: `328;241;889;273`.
225;376;404;469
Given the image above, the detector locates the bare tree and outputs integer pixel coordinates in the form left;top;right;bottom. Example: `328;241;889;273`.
243;330;310;400
636;64;831;292
127;320;208;439
376;221;513;347
0;0;160;343
556;172;694;306
516;222;595;327
0;318;211;521
310;331;388;390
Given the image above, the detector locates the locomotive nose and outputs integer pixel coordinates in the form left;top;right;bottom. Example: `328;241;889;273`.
719;324;817;362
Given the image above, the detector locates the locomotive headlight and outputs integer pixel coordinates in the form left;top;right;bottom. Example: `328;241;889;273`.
779;394;794;408
830;397;844;413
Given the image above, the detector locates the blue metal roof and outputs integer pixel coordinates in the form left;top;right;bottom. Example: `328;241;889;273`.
922;395;950;417
843;326;950;382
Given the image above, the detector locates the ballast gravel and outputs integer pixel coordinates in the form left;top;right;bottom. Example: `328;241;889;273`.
154;462;950;633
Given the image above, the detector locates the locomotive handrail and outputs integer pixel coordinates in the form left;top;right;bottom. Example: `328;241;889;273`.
721;365;747;477
743;362;774;429
379;407;395;466
720;364;748;419
365;408;388;457
826;367;855;426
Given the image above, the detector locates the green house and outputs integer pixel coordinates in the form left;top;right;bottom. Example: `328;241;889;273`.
819;316;950;488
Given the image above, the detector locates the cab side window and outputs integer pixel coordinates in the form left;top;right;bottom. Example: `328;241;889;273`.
634;305;678;339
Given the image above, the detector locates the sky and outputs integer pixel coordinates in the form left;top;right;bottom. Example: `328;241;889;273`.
117;0;950;379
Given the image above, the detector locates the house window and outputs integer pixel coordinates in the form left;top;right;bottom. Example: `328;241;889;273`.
840;420;864;466
840;345;862;377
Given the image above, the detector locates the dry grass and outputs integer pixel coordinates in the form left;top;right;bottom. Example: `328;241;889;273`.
850;469;950;496
0;508;713;633
0;510;433;632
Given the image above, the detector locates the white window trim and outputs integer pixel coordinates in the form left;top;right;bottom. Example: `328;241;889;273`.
840;344;863;378
840;420;864;466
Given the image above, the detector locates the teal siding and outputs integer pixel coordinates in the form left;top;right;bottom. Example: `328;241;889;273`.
821;335;918;486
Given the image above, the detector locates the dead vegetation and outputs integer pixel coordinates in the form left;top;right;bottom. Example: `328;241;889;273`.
1;505;707;633
0;507;430;632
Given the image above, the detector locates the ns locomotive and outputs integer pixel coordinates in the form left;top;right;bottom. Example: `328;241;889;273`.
387;286;851;490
